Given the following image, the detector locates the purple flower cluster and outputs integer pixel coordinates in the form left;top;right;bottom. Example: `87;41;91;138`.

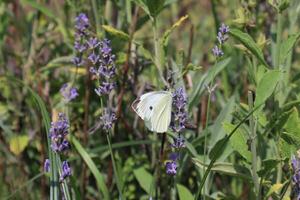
60;161;72;182
72;13;90;67
89;38;116;96
49;113;70;153
165;88;187;175
44;158;50;172
166;136;185;175
170;88;188;133
60;83;78;102
292;155;300;199
100;108;117;132
212;23;229;57
47;113;72;181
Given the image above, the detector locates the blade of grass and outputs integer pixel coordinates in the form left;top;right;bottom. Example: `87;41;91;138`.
5;76;60;200
70;135;110;200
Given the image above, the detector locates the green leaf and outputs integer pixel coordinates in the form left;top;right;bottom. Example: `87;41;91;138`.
20;0;55;18
223;122;252;162
71;136;110;200
257;159;280;177
176;184;194;200
254;70;281;110
131;0;151;16
280;33;300;65
209;137;228;160
230;28;269;68
133;167;153;194
189;57;231;109
193;159;251;180
102;25;130;40
283;107;300;136
9;135;29;156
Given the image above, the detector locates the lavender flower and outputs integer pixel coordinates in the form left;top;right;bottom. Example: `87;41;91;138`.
87;37;100;49
219;23;230;34
166;161;177;175
49;113;70;153
94;82;115;96
60;83;78;102
75;13;89;34
71;56;83;66
88;52;100;64
212;23;229;57
170;88;188;133
100;109;117;131
292;155;300;199
212;45;224;57
60;161;72;181
44;159;50;173
171;135;185;149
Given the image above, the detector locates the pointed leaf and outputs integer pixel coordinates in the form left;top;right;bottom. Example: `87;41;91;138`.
280;33;300;64
223;122;251;162
176;184;194;200
254;70;281;110
133;167;153;194
230;28;269;68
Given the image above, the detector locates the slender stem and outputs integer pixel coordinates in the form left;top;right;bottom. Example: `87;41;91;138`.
275;11;283;69
106;132;124;199
248;91;260;199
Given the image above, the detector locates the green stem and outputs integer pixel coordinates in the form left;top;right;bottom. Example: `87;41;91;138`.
106;132;124;199
248;91;260;199
275;11;283;69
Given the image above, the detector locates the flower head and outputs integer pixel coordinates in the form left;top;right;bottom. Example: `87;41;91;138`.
75;13;89;33
212;45;224;57
171;135;185;149
291;154;300;199
44;159;50;173
166;161;177;175
219;23;230;34
60;83;78;102
49;113;70;153
170;88;188;133
60;161;72;181
100;109;117;131
94;82;116;96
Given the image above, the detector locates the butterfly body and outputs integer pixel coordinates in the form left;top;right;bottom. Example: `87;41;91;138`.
132;91;172;133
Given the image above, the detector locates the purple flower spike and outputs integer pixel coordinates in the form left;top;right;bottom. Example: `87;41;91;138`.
60;83;78;102
44;159;50;173
212;45;224;57
88;52;100;64
94;82;115;96
60;161;72;181
71;56;83;66
171;135;185;149
49;113;70;153
87;37;100;49
75;13;89;32
100;109;117;131
170;88;187;133
166;161;177;175
219;23;230;34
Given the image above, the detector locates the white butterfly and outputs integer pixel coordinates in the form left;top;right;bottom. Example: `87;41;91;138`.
132;91;172;133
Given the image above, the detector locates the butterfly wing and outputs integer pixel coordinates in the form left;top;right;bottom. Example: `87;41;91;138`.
132;91;172;133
